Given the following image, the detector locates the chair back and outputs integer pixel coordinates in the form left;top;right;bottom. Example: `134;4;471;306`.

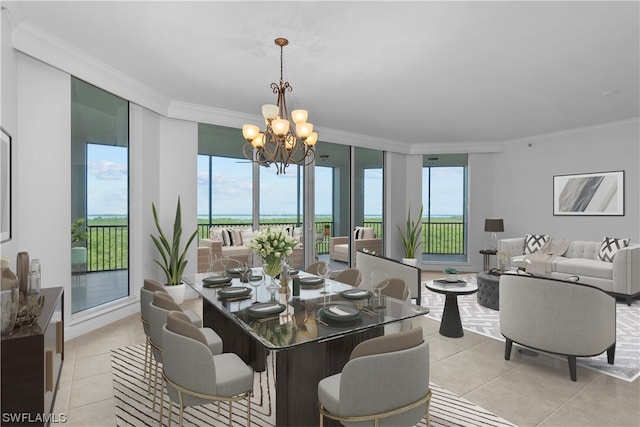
340;329;429;426
305;261;327;275
162;322;218;407
382;278;410;302
210;258;242;272
148;291;181;363
334;268;363;287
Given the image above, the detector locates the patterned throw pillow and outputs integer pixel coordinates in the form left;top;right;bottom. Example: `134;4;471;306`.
221;228;236;247
209;228;223;242
524;234;549;254
598;237;630;262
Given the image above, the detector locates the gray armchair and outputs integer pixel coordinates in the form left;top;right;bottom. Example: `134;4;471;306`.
160;311;254;427
334;268;363;287
318;327;430;427
500;274;616;381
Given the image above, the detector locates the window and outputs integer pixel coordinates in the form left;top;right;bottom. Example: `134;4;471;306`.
422;155;467;262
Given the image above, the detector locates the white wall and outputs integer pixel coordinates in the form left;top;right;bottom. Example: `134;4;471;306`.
494;120;639;242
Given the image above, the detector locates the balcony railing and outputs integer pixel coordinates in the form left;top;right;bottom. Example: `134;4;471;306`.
82;220;464;273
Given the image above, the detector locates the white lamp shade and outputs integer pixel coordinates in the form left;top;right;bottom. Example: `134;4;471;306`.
251;133;265;148
296;122;313;138
305;132;318;146
272;118;290;136
242;124;260;141
291;109;308;124
262;104;279;120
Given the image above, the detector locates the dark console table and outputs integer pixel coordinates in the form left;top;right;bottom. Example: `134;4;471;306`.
1;287;64;426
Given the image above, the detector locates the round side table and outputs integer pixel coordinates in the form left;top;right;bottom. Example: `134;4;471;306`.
426;280;478;338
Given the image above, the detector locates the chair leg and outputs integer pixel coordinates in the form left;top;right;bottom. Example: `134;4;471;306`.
247;395;251;427
607;343;616;364
504;338;513;360
568;356;577;381
178;391;184;427
228;401;233;426
152;361;160;411
159;381;165;426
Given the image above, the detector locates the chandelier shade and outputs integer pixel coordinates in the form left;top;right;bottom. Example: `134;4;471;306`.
242;38;317;174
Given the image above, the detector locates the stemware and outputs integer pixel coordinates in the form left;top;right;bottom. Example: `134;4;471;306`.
220;255;230;273
239;262;250;282
248;269;264;304
370;271;390;309
318;264;332;294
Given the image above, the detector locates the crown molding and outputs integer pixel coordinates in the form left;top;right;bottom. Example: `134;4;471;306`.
504;117;640;144
11;21;171;116
408;140;507;154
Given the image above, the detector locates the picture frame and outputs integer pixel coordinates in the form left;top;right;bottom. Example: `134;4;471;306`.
553;170;624;216
1;127;11;242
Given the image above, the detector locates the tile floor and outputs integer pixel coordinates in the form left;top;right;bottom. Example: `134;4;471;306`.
52;272;640;427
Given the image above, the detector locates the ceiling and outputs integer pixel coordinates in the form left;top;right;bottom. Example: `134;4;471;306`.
5;1;639;149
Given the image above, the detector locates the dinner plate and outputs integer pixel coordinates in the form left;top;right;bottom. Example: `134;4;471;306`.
319;304;362;322
217;286;252;299
246;302;287;318
299;277;324;288
339;289;373;300
226;268;245;276
287;269;299;276
202;276;232;288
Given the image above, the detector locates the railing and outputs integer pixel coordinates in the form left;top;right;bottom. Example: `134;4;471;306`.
82;220;464;273
86;225;128;272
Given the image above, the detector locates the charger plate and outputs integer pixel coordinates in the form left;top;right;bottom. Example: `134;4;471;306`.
217;286;252;299
319;304;362;322
246;302;287;318
299;277;324;289
202;276;232;288
339;289;373;300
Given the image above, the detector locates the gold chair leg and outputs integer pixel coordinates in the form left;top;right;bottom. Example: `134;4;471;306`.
228;401;232;426
159;381;165;426
178;390;184;427
152;361;159;412
246;396;251;427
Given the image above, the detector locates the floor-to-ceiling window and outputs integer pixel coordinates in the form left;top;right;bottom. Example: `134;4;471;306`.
71;78;129;313
354;147;384;258
422;154;467;263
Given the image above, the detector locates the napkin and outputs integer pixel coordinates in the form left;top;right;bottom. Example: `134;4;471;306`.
347;290;368;296
252;304;278;312
329;306;351;316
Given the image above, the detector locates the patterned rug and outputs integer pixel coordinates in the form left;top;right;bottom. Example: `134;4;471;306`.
423;274;640;382
112;343;517;426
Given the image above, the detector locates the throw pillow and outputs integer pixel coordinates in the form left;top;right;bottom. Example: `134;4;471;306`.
221;228;236;247
524;234;549;254
598;237;630;262
209;228;223;242
240;229;254;246
354;226;365;240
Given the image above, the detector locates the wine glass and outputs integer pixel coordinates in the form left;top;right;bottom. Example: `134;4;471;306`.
220;255;230;274
318;264;332;294
371;271;390;309
248;269;264;304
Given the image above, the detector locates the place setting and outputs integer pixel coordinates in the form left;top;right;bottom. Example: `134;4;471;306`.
216;286;253;302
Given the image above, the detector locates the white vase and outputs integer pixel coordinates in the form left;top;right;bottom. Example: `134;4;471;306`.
164;283;186;304
402;258;417;266
445;273;458;283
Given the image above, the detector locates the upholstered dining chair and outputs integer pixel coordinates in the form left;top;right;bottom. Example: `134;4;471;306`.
318;327;431;427
140;279;202;392
379;278;413;334
305;261;327;276
160;311;254;427
149;292;223;411
334;268;363;287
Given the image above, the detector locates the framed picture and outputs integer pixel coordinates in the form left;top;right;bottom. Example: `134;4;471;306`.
1;127;11;242
553;170;624;216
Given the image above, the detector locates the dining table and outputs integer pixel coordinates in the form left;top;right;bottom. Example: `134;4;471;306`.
183;269;429;427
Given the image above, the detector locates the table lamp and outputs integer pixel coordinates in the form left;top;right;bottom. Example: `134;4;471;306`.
484;218;504;250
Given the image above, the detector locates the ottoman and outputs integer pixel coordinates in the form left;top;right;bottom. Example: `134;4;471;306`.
476;272;500;310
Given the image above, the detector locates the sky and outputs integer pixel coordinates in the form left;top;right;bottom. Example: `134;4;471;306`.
86;146;464;218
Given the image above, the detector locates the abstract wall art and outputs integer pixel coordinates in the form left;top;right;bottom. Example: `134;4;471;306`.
553;170;624;216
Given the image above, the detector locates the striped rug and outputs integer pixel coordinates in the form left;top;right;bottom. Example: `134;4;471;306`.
112;344;517;427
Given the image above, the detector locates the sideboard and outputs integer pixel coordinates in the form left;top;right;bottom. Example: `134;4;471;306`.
1;287;64;426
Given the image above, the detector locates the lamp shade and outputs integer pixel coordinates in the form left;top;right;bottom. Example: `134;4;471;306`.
484;219;504;232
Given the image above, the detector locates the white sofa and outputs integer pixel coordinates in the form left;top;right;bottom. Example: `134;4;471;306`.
500;274;616;381
329;227;382;263
198;226;303;272
498;236;640;304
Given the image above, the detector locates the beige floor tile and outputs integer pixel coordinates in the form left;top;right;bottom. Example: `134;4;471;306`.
68;372;114;409
73;353;112;380
61;398;116;427
58;350;76;384
53;379;71;415
424;332;467;362
539;374;640;427
74;333;131;358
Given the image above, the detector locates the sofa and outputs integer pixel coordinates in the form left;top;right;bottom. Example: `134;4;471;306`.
329;227;383;263
500;274;616;381
198;226;303;272
498;235;639;304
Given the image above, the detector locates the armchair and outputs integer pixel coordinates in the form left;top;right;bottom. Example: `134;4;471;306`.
329;228;383;263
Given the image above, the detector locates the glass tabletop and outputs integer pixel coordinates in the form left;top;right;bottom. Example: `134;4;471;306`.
183;271;430;350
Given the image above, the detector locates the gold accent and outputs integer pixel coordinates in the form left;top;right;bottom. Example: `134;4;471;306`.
319;389;432;427
56;320;63;354
45;350;54;392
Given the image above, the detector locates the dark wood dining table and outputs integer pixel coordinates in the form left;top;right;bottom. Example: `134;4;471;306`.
184;271;429;427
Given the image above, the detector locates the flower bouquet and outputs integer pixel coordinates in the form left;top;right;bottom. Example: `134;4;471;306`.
247;227;299;283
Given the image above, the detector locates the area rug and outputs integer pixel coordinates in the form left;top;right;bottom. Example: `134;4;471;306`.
422;274;640;382
112;344;517;426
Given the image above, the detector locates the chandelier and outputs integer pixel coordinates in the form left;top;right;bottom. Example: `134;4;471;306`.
242;38;318;174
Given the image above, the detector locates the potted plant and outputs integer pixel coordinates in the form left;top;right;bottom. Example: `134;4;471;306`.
444;267;459;282
397;205;423;266
323;223;331;237
71;218;88;272
150;197;197;304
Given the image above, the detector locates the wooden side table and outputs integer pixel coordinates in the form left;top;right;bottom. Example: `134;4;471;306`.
479;249;497;271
